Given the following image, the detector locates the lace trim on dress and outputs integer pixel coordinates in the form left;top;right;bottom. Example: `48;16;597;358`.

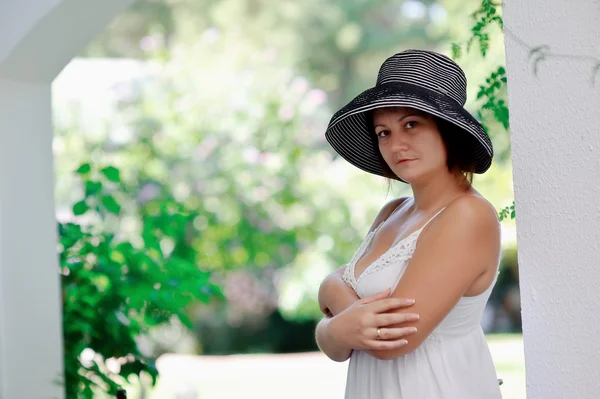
359;233;419;281
343;206;447;293
344;228;421;292
342;228;379;289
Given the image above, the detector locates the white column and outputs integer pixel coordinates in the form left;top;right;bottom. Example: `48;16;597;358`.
0;1;133;398
503;1;600;397
0;80;63;398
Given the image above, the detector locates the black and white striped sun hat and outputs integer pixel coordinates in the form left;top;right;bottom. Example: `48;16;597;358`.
324;49;493;181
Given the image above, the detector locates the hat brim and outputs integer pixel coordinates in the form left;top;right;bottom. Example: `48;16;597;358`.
325;82;493;182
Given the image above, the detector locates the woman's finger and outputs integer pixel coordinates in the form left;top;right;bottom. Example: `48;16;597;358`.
360;288;392;305
374;312;420;327
375;326;418;341
370;297;416;313
364;338;409;351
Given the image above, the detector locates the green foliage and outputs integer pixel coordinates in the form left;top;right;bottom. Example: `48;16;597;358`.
452;0;514;221
476;66;509;131
101;166;122;183
498;201;515;221
451;43;463;60
467;0;503;57
60;163;222;398
452;5;508;126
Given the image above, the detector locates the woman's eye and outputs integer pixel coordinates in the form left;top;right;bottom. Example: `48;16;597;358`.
376;130;390;138
405;121;418;129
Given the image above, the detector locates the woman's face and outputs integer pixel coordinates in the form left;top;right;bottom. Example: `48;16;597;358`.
373;106;447;183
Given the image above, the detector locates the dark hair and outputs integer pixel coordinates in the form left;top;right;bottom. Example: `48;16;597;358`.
435;118;476;186
366;110;476;189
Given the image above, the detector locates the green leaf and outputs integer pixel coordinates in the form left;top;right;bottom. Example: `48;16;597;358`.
101;195;121;214
476;86;486;100
91;360;120;392
73;200;90;216
101;166;121;183
451;43;462;60
466;36;475;52
76;163;91;175
85;180;103;196
177;312;195;329
479;34;490;57
120;359;150;382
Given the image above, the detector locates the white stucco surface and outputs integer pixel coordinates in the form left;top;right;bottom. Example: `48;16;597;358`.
503;1;600;397
0;1;132;398
0;79;63;399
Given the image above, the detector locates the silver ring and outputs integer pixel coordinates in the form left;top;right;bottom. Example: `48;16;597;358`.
376;328;381;340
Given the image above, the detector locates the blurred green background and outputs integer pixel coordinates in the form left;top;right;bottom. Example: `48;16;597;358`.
51;0;521;397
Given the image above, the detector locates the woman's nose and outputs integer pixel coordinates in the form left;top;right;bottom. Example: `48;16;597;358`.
389;130;409;151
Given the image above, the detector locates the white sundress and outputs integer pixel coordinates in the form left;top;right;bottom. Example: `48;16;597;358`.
342;207;502;399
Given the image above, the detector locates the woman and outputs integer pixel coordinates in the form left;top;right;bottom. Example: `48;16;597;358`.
315;49;503;398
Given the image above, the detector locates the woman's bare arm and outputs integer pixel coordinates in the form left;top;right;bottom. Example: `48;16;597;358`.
315;316;352;362
318;267;360;315
315;267;361;361
316;287;414;362
370;196;501;360
315;196;413;361
316;269;418;361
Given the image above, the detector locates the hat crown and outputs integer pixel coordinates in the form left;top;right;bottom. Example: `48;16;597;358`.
376;49;468;106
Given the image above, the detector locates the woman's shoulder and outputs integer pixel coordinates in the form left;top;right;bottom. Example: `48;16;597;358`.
435;194;501;246
444;193;499;224
368;196;411;232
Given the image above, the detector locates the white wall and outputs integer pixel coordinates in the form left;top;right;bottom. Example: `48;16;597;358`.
0;79;63;398
0;0;62;65
503;1;600;397
0;1;132;398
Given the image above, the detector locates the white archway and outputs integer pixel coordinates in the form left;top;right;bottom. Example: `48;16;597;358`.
0;1;132;397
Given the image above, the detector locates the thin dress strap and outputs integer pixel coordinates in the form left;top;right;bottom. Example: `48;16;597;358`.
419;206;447;232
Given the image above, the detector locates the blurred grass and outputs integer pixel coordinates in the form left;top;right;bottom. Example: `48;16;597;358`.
487;333;526;399
116;333;525;399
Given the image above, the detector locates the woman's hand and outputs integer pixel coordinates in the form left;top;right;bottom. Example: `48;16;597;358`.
328;288;419;352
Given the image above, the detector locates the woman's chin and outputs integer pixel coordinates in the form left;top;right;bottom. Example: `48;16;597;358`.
391;168;415;182
393;170;423;184
392;174;412;184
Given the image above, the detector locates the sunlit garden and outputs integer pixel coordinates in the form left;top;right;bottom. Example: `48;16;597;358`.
51;0;521;397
